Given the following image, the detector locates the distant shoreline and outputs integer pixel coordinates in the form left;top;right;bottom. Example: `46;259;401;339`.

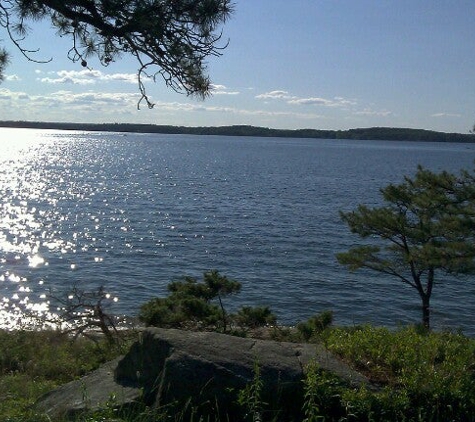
1;120;474;143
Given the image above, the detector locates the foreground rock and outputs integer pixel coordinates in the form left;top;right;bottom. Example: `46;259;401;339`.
35;328;369;420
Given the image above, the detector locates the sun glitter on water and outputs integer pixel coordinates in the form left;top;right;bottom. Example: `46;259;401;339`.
0;129;120;330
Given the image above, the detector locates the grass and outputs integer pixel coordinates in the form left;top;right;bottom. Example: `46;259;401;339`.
0;329;131;421
1;325;475;421
320;325;475;421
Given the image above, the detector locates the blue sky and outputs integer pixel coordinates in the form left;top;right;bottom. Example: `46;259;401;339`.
1;0;475;132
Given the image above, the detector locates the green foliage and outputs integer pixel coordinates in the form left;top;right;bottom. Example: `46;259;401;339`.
234;306;277;330
325;325;475;421
0;48;8;82
139;270;280;335
297;310;333;341
302;361;344;422
237;360;265;422
337;164;475;329
138;295;222;329
302;361;323;422
3;324;475;421
139;270;242;332
0;330;118;381
0;329;126;420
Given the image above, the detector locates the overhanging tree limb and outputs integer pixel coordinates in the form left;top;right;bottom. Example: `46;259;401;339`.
0;0;233;107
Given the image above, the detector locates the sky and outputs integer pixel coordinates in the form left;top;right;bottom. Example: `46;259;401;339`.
1;0;475;133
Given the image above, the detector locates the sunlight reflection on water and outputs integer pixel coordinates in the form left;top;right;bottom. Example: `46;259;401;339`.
1;128;475;333
0;129;112;329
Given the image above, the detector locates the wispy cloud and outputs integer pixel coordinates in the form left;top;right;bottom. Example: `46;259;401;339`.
431;112;461;118
256;90;356;108
255;90;295;100
288;97;356;107
210;84;240;95
353;108;392;117
44;90;139;107
0;88;139;114
0;88;29;101
288;97;332;106
0;86;326;123
147;100;323;120
37;69;139;85
5;74;21;82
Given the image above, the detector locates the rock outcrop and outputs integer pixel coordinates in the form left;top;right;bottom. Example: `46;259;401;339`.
35;328;369;420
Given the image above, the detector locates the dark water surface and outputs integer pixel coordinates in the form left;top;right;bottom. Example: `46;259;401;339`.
1;128;474;333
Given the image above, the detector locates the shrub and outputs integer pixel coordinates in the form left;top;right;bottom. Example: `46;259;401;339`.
139;271;242;332
324;325;475;420
297;310;333;341
234;306;277;329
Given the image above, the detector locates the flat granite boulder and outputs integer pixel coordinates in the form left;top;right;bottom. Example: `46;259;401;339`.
35;328;369;420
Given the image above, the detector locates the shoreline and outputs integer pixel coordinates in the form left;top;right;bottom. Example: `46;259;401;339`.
1;120;474;143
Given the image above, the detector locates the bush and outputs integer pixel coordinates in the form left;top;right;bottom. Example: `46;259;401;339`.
139;296;222;329
234;306;277;329
297;310;333;341
139;271;280;335
139;271;242;332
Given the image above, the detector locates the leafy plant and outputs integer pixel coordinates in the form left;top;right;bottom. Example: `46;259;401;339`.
302;361;324;422
237;360;265;422
234;306;277;330
297;311;333;341
326;325;475;420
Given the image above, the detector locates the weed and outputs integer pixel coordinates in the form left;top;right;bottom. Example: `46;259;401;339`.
238;360;265;422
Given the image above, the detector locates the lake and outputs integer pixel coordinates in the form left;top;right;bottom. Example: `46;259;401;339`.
1;127;474;333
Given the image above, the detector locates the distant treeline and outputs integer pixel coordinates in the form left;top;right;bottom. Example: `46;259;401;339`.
1;120;474;143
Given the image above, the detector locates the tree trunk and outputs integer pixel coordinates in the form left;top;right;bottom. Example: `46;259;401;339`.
421;267;434;330
217;293;227;333
421;295;430;330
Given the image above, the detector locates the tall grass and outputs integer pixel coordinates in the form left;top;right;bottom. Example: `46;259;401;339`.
0;329;128;420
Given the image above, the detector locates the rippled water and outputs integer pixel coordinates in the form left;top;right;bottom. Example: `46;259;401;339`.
1;128;475;333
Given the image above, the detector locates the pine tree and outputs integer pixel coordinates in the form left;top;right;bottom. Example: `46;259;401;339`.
337;165;475;329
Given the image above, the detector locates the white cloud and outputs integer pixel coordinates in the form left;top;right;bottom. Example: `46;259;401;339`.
288;96;357;108
288;97;333;106
58;69;102;79
0;88;29;101
431;112;461;118
353;108;392;116
152;101;325;120
46;90;139;107
210;84;240;95
5;74;21;82
211;84;226;90
39;75;96;85
38;69;139;85
256;90;356;109
255;90;295;100
101;73;138;84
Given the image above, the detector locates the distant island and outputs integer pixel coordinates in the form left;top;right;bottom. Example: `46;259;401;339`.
1;120;474;143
